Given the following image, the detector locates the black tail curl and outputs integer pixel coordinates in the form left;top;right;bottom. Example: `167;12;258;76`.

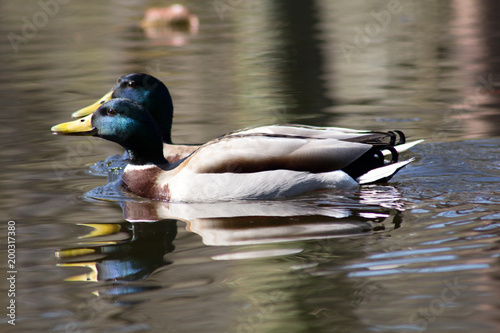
390;130;406;145
341;130;405;181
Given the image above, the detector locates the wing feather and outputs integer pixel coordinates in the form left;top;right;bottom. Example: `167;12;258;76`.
228;124;371;140
180;134;372;174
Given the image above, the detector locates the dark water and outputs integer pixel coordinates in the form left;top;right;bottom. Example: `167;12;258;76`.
1;1;500;332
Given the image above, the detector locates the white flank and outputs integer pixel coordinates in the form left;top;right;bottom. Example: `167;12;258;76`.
168;169;359;202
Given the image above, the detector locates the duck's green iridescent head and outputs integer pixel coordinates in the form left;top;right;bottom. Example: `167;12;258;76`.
71;73;174;144
54;98;167;165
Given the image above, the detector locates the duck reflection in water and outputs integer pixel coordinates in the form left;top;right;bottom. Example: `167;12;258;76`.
56;184;404;284
121;195;403;247
56;219;177;299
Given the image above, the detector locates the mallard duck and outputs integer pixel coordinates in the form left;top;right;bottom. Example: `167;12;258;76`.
140;5;199;46
52;98;420;202
55;73;421;164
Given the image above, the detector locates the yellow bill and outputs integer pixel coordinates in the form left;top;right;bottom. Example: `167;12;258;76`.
56;262;98;282
51;114;95;135
77;223;122;239
55;248;96;259
71;90;113;118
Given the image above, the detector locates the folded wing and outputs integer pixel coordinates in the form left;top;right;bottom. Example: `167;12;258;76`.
181;132;403;175
227;124;371;140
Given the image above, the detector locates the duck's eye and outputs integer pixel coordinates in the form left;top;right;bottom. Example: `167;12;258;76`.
127;81;136;88
107;108;117;116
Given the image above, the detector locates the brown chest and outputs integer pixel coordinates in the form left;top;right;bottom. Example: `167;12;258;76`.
122;167;171;201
